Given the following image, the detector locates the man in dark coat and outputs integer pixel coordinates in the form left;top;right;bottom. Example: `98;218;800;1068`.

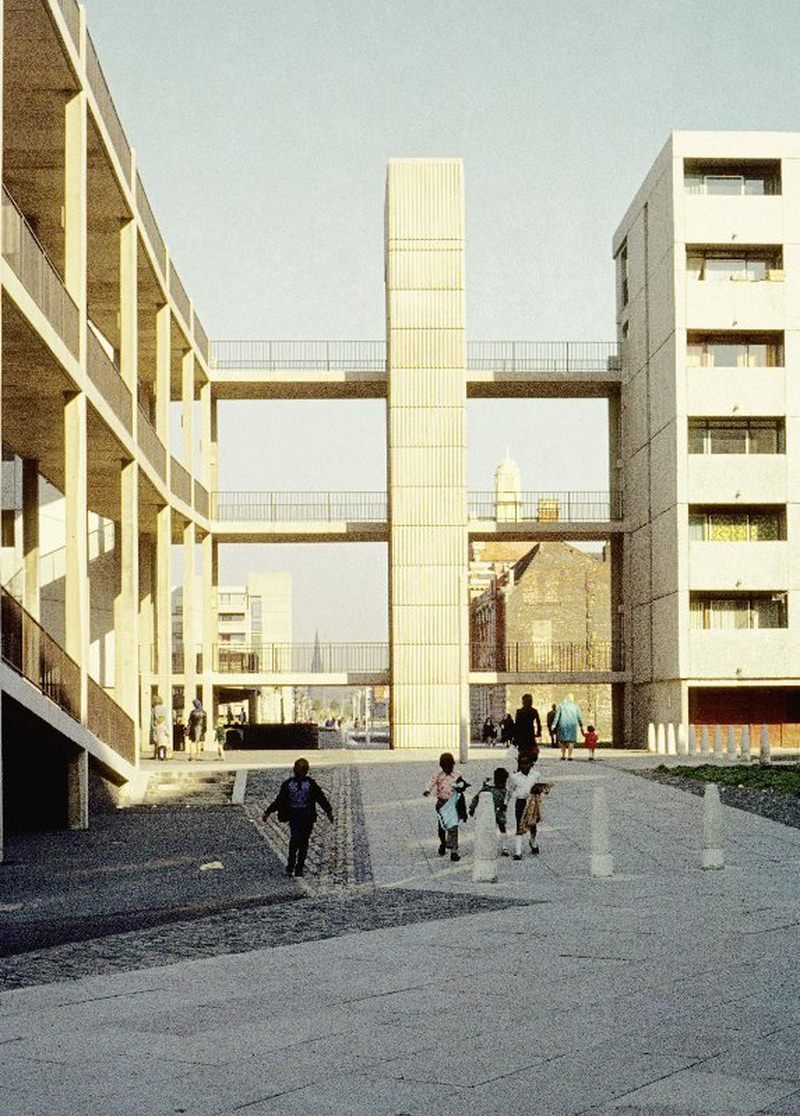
264;758;334;877
514;693;542;761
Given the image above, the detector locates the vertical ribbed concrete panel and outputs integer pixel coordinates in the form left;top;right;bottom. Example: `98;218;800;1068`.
386;159;468;751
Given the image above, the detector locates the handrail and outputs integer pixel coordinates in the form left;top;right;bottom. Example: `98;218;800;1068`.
210;643;389;673
2;186;80;356
87;328;132;432
85;32;132;184
469;491;622;522
212;491;388;522
470;641;624;672
87;676;135;765
1;589;81;720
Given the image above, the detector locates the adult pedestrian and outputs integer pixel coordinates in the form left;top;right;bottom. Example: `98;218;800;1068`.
546;703;558;747
514;693;542;761
186;697;207;761
263;758;334;877
481;716;498;745
552;692;583;761
499;712;515;745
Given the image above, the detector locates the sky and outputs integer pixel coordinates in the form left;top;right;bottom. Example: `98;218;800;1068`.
86;0;800;641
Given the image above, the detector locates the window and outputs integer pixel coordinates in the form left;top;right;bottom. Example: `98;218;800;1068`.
690;594;787;630
688;507;784;542
219;612;245;624
687;332;783;368
686;246;782;282
688;419;785;455
684;159;781;196
617;241;629;307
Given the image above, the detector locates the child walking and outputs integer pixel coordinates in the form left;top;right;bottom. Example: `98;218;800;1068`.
505;753;546;859
423;752;469;862
583;724;599;760
263;758;334;877
469;767;509;854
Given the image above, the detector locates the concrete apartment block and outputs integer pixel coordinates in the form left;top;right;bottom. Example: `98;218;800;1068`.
615;131;800;745
386;160;469;751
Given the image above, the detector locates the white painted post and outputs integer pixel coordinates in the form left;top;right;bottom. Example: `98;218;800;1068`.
713;725;724;761
740;725;751;763
726;725;737;763
647;723;656;753
688;724;697;757
590;784;614;878
667;723;677;756
759;725;771;765
701;783;724;870
656;723;666;755
472;791;498;883
677;723;688;756
700;725;709;756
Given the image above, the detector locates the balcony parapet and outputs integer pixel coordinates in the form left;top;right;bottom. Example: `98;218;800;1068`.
54;0;80;49
469;490;622;522
87;328;132;433
85;31;132;186
470;641;623;673
170;456;192;505
137;408;167;480
212;491;388;523
168;643;389;674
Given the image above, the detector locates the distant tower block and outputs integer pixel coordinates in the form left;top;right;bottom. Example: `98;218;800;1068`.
495;452;522;522
385;159;469;751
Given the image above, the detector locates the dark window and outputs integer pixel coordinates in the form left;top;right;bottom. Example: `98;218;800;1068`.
684;159;781;196
688;419;785;455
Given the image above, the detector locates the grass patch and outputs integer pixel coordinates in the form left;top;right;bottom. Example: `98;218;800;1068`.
656;763;800;796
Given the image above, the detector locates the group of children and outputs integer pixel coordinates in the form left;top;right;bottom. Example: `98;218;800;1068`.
424;751;553;862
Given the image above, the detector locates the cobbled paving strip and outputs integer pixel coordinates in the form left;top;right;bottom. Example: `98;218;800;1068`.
0;890;529;991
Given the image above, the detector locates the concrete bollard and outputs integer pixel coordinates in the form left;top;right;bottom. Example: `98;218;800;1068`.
726;725;737;762
656;723;666;755
713;725;724;761
677;723;688;756
647;723;656;753
472;791;498;883
759;725;771;765
667;723;677;756
701;782;724;870
700;725;709;756
687;724;697;757
740;725;751;763
590;784;614;878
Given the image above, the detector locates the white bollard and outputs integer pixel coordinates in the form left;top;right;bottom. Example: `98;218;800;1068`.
472;791;498;883
667;723;677;756
701;782;724;870
713;725;724;761
677;723;688;756
656;723;666;755
590;784;614;878
647;723;656;753
740;725;751;763
688;724;697;757
727;725;738;762
759;725;771;765
700;725;709;756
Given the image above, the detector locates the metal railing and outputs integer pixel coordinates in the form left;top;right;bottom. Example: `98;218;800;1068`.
212;643;389;674
87;676;135;765
87;328;132;432
85;32;131;184
1;589;80;719
170;456;192;505
169;260;191;326
470;641;623;673
211;340;386;371
54;0;80;49
467;340;619;373
171;646;203;674
469;491;622;522
194;481;210;518
212;491;388;522
136;407;167;479
2;187;80;356
135;172;166;277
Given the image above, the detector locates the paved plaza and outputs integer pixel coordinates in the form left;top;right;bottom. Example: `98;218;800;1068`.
1;747;799;1114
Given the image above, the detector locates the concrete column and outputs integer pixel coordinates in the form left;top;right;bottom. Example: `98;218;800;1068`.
183;519;197;711
155;504;173;733
385;159;468;751
114;460;139;751
64;391;89;721
200;381;218;497
201;531;217;718
64;91;87;361
155;305;171;449
119;218;138;396
67;747;89;830
21;458;40;621
138;532;155;748
181;349;195;472
0;694;4;864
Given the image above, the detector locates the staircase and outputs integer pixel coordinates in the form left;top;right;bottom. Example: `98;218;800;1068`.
140;769;236;808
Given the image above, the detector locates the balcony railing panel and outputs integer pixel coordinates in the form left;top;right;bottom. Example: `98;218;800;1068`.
470;642;623;672
467;341;619;373
54;0;80;49
170;456;192;504
194;480;210;518
212;643;389;674
87;329;133;432
2;188;80;356
212;491;389;522
171;646;203;674
1;590;82;719
211;340;386;371
137;408;167;479
169;261;191;326
135;172;166;277
193;314;210;364
469;490;622;522
87;676;135;765
85;32;132;184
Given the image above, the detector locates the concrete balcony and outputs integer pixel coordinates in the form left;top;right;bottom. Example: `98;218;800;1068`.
687;454;786;503
683;194;784;246
685;276;784;331
686;367;786;416
689;628;793;679
689;541;788;591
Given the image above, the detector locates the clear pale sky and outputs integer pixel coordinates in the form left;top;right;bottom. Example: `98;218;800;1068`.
87;0;800;641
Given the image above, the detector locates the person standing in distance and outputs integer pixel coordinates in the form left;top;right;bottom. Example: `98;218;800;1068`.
552;693;583;761
514;693;542;761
